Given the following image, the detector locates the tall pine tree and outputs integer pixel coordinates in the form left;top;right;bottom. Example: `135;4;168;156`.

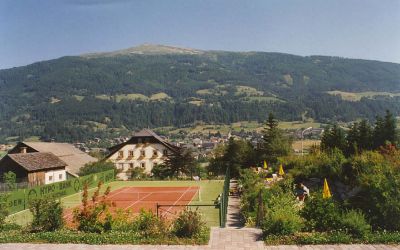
261;113;291;164
321;124;346;152
373;110;398;148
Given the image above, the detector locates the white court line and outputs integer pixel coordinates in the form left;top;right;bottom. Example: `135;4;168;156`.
107;187;131;199
115;190;192;194
162;186;192;217
125;192;154;210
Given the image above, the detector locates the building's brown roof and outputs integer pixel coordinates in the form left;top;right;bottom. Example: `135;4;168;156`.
106;129;179;158
7;152;66;172
13;142;97;176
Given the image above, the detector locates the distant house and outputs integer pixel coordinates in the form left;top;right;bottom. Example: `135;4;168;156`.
8;142;98;177
0;152;67;185
105;129;179;180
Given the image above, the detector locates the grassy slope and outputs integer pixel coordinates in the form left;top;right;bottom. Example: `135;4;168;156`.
7;180;223;227
326;90;400;101
157;121;323;136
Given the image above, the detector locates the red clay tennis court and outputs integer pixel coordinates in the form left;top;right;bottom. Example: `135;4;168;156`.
64;186;200;223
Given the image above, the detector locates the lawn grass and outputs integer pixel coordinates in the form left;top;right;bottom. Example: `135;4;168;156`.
6;180;223;227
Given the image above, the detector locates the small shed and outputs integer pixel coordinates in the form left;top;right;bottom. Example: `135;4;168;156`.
0;152;67;185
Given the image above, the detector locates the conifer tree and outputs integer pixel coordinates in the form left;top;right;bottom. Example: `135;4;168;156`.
164;148;195;178
373;110;398;148
357;119;373;150
383;110;398;145
321;124;346;152
261;113;291;164
346;123;359;155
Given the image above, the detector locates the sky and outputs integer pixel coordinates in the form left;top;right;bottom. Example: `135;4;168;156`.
0;0;399;69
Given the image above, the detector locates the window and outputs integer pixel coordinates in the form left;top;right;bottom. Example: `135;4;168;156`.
141;162;146;168
129;163;134;169
138;138;142;143
141;150;146;157
145;138;150;143
59;174;63;180
49;175;53;181
163;149;168;156
118;151;124;158
128;150;134;157
153;150;158;157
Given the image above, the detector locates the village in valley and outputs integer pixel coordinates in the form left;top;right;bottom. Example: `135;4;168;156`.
0;124;324;187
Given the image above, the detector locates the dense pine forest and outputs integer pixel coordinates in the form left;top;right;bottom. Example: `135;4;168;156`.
0;45;399;142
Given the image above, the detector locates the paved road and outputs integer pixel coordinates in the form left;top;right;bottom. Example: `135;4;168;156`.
1;180;399;250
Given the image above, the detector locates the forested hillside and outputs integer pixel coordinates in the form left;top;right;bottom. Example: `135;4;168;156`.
0;45;399;142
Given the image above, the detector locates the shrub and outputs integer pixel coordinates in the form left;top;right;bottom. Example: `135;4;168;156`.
73;182;114;233
3;171;17;191
238;169;264;223
339;209;371;238
78;161;115;176
109;208;136;231
173;208;206;238
262;191;303;235
264;231;353;245
29;197;64;232
130;167;148;180
282;149;346;181
0;228;210;245
263;208;303;236
301;194;342;231
0;193;9;227
353;160;400;231
0;223;21;232
151;164;171;180
134;209;167;238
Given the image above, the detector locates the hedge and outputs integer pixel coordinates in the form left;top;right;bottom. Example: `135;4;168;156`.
0;170;114;214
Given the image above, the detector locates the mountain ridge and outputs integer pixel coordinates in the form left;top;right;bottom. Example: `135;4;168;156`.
0;45;399;142
81;43;204;58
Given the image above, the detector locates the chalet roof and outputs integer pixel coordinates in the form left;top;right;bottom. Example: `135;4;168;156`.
12;142;97;176
106;129;179;158
7;152;66;172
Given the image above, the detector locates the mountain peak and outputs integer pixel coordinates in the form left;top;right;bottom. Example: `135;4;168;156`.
81;44;203;57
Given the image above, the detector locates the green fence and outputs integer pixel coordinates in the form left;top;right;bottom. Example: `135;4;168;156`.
0;169;114;214
219;167;230;227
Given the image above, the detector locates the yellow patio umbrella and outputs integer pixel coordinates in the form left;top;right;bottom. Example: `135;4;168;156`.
263;160;268;170
323;178;332;199
278;164;285;176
